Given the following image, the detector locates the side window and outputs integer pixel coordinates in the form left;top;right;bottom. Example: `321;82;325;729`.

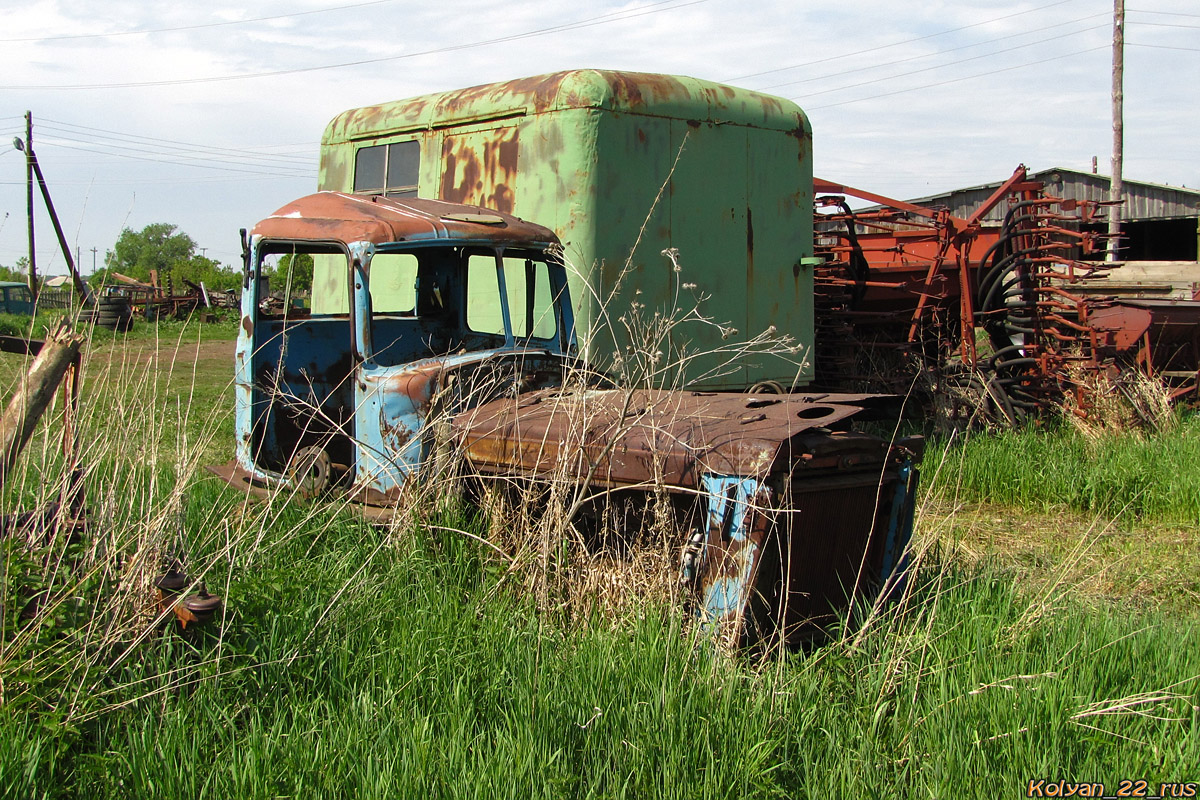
353;141;420;197
369;253;418;314
466;253;558;340
501;257;556;340
466;255;504;335
310;253;349;316
259;246;348;318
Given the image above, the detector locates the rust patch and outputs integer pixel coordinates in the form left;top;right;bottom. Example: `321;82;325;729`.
439;126;519;214
252;193;554;247
454;388;876;486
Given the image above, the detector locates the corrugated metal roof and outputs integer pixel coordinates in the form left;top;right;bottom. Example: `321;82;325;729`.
895;167;1200;223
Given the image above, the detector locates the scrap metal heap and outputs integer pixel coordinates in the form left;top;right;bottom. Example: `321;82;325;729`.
812;166;1200;424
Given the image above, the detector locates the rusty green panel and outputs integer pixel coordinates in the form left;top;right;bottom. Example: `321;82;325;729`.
319;70;813;389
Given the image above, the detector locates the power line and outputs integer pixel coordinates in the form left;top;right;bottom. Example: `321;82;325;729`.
1128;42;1200;52
0;0;397;43
37;140;317;179
802;44;1108;111
41;117;314;157
724;0;1083;83
35;122;314;168
762;19;1106;96
1;0;708;90
759;13;1107;91
1127;20;1200;29
1128;8;1200;19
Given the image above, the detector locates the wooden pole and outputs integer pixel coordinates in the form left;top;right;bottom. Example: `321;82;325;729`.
1107;0;1124;262
24;111;37;301
0;322;85;486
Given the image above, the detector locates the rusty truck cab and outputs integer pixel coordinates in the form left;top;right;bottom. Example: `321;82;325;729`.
219;190;922;649
229;192;574;503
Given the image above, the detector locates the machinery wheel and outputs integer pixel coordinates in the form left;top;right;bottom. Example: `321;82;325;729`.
289;445;334;496
748;379;786;394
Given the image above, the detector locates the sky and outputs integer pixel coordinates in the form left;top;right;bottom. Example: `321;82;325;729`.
1;0;1197;276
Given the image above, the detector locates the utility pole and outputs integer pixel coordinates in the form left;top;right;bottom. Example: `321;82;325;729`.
24;111;37;300
1108;0;1124;262
90;247;98;276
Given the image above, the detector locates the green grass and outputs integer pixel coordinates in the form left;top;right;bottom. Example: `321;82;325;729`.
923;414;1200;524
2;488;1196;798
0;323;1197;797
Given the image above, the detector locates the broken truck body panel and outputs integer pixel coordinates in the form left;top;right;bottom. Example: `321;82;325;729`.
318;70;814;390
221;191;920;646
455;386;921;641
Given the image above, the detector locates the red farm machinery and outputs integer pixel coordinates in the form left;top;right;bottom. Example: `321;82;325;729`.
812;165;1200;425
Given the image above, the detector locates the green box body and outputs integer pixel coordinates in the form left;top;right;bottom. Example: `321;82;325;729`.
319;70;814;389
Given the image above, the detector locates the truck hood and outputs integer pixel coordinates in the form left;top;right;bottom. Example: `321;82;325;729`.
452;387;894;488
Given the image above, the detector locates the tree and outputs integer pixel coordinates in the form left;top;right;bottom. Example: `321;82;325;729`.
174;254;242;292
0;258;29;284
92;223;240;291
104;223;196;283
264;253;314;294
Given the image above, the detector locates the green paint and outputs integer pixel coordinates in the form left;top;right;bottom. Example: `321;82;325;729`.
319;70;814;388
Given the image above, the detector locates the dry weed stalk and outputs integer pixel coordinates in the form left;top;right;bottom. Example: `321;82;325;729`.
1059;360;1175;438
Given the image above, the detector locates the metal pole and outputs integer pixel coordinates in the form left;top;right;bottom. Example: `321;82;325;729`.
24;111;37;301
1107;0;1124;262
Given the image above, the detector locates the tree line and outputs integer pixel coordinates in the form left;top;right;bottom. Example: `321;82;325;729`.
0;222;313;294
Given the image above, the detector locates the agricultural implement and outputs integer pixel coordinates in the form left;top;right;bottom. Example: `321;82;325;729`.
210;192;922;647
812;165;1200;423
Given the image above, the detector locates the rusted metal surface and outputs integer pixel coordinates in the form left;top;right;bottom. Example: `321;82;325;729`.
252;192;557;248
455;388;875;486
812;165;1200;421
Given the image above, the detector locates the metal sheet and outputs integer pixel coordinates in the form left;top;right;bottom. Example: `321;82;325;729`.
453;388;872;485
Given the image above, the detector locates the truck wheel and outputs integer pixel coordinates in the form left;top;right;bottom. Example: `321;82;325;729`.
289;445;334;496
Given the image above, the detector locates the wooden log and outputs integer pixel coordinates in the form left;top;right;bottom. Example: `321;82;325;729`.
0;322;84;487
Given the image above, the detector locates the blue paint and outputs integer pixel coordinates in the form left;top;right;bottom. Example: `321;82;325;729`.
234;230;575;499
698;474;766;631
880;459;919;600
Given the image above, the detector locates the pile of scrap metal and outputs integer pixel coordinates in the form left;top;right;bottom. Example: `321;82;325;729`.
0;326;219;629
105;271;234;321
212;192;923;649
812;165;1200;425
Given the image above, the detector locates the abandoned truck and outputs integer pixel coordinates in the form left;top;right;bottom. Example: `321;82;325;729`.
211;191;922;647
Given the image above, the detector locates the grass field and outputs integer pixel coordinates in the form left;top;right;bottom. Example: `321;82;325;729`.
0;318;1196;798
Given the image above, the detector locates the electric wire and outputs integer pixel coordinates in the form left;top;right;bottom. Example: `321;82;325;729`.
0;0;398;43
758;13;1107;91
784;23;1108;101
724;0;1083;82
34;125;314;170
2;0;707;90
35;140;317;179
802;44;1108;111
40;117;315;161
1128;42;1200;52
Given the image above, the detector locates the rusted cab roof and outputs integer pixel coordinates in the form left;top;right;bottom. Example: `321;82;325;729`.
322;70;809;145
251;192;559;247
